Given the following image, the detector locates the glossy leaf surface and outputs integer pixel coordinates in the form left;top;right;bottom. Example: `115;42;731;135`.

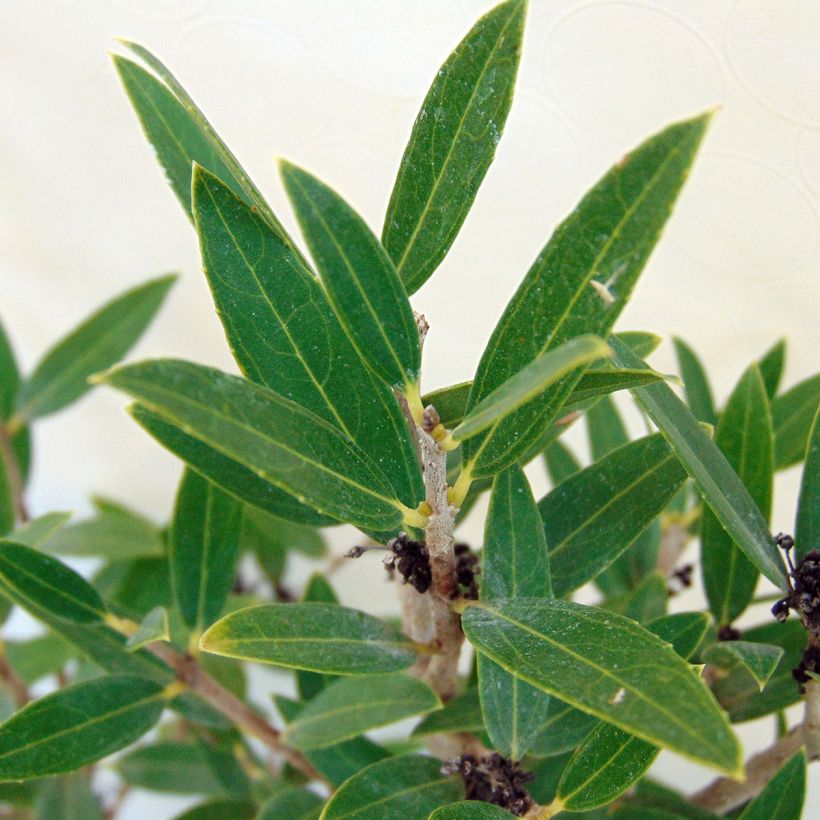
758;338;786;399
192;167;422;508
452;335;610;441
539;434;686;597
130;405;334;527
200;603;416;674
99;359;408;532
285;673;440;750
383;0;526;293
738;749;805;820
611;337;784;589
171;469;241;632
0;676;166;779
703;641;784;690
701;365;773;624
281;161;419;389
14;275;175;422
0;540;106;623
320;754;462;819
479;464;552;758
673;337;716;424
772;375;820;469
462;598;741;774
462;114;710;479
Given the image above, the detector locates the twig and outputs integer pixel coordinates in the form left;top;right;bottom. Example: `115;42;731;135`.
0;422;28;524
146;642;325;784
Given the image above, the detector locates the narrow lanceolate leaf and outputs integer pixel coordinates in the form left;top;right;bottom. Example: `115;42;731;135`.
462;114;711;480
539;434;687;598
772;375;820;469
701;365;773;625
738;750;805;820
411;686;484;738
34;772;103;820
0;540;107;623
430;804;511;819
45;498;162;560
673;337;717;424
200;603;416;674
98;359;411;532
171;469;241;633
462;598;742;775
0;317;21;421
258;788;324;820
192;166;422;508
479;464;552;758
452;336;611;441
10;512;71;548
297;574;340;701
113;46;294;250
703;641;784;691
796;405;819;560
611;337;785;589
285;673;440;750
0;675;167;779
758;338;786;399
586;393;629;461
555;722;659;812
647;612;710;661
130;405;333;527
126;606;170;651
321;754;462;819
543;439;581;486
383;0;526;294
13;275;175;423
280;162;420;390
563;367;666;408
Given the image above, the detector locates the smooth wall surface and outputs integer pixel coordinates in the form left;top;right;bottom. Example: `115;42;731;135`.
1;1;818;815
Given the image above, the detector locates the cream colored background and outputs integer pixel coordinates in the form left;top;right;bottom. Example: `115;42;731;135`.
1;0;819;816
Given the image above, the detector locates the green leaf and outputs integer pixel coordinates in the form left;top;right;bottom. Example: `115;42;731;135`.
126;606;170;651
586;394;628;462
0;317;21;422
98;359;414;532
430;803;511;819
200;603;416;674
758;338;786;399
130;405;334;527
543;439;581;486
4;634;75;685
461;113;710;480
296;574;340;701
646;612;710;660
9;512;71;548
602;572;668;624
528;700;598;757
45;498;162;560
452;336;611;442
422;383;472;428
175;799;256;820
320;753;462;819
462;598;741;775
796;405;819;560
0;456;13;537
479;464;552;758
615;331;662;359
566;368;667;407
772;374;820;469
284;673;440;750
382;0;526;294
701;365;773;624
738;749;805;820
0;675;167;779
610;337;785;589
411;685;484;738
673;338;717;424
171;469;241;633
33;772;102;820
113;45;294;252
556;722;659;811
191;166;423;510
713;621;806;722
540;433;687;597
13;275;175;423
275;695;389;788
258;788;323;820
280;161;420;391
0;540;107;623
596;521;662;599
703;641;784;690
118;741;248;797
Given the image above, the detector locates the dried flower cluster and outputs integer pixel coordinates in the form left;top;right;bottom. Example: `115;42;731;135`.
443;753;534;816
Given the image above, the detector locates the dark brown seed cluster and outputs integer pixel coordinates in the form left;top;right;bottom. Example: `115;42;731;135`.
667;563;693;596
453;543;480;600
717;625;741;642
770;534;820;634
383;533;432;594
793;645;820;691
443;754;534;816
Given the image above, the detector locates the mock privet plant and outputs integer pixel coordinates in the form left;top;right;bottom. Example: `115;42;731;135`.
0;2;817;818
